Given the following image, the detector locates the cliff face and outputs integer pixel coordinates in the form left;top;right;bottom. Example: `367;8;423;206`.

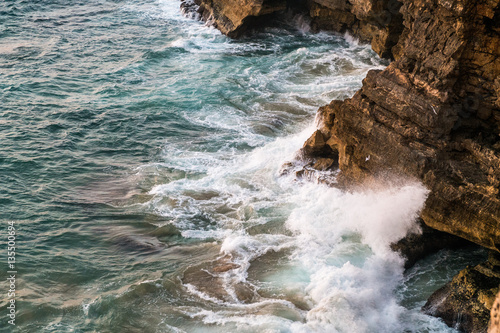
422;252;500;332
187;0;405;58
307;0;404;58
315;0;500;253
306;0;500;330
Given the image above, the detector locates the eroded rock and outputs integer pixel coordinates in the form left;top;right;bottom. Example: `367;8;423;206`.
183;0;287;37
306;1;500;329
182;0;405;59
316;0;500;254
307;0;404;58
301;130;337;158
423;252;500;332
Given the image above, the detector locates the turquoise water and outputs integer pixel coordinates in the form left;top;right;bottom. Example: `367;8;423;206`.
0;1;487;332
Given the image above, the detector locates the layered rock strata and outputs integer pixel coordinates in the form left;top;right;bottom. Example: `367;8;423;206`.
311;0;500;255
304;0;500;330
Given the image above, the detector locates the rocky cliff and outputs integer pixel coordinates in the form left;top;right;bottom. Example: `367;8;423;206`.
313;0;500;253
182;0;500;331
183;0;407;58
307;0;404;58
305;1;500;330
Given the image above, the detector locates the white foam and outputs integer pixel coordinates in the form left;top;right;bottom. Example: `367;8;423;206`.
158;122;430;332
285;182;428;258
277;181;428;332
133;5;447;330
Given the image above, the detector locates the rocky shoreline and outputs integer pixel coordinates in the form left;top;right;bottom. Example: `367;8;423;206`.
180;0;500;331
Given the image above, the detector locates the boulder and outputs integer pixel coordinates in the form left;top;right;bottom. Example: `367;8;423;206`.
423;252;500;332
301;130;338;158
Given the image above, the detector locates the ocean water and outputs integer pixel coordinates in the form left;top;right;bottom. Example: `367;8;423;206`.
0;0;487;332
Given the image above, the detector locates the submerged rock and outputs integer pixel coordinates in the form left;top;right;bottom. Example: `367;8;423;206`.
182;255;257;303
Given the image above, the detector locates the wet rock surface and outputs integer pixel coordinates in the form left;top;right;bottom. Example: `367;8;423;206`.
390;219;474;269
312;2;499;329
423;252;500;332
307;0;404;58
181;0;287;37
181;0;405;59
315;0;500;254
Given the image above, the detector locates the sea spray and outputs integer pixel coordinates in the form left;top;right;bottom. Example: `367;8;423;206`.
284;181;430;332
167;121;433;332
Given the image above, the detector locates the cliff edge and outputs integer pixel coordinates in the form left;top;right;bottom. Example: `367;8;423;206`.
313;0;500;253
307;1;500;330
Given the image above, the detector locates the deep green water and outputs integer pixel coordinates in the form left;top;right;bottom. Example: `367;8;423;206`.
0;1;487;332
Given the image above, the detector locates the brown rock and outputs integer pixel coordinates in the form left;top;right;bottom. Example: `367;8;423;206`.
423;253;500;333
312;0;500;253
313;157;337;170
182;256;257;303
301;130;335;158
390;219;474;269
490;291;500;333
212;263;240;273
185;0;405;59
307;0;404;59
304;2;499;329
185;0;287;37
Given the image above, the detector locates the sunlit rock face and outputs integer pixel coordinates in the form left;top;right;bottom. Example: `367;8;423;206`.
303;2;500;329
182;0;287;37
308;0;500;254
